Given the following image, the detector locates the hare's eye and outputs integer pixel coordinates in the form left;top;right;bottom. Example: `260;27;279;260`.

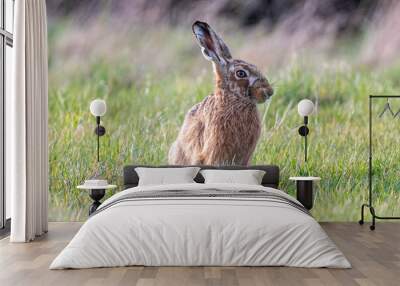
235;70;247;78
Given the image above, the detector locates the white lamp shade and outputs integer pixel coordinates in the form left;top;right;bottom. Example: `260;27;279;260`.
90;99;107;117
297;99;315;117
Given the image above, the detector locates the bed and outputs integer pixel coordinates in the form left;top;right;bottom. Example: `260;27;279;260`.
50;165;350;269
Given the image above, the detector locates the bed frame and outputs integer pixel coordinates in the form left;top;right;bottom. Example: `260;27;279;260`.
123;165;280;189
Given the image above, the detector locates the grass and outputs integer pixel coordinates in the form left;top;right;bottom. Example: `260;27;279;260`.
48;23;400;222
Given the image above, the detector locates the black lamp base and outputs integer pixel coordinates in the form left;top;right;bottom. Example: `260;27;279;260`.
95;125;106;136
298;116;309;162
94;116;106;163
298;126;309;136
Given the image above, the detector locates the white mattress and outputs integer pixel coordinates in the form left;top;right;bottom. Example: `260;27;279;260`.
50;183;350;269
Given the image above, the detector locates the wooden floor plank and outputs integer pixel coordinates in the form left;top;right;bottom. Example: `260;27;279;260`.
0;222;399;286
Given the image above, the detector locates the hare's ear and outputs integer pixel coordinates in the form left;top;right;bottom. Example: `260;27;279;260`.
192;21;232;66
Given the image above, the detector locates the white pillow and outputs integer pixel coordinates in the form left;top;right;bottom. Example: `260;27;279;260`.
200;169;266;185
135;167;200;186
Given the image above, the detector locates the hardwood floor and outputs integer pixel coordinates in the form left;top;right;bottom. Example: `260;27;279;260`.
0;222;399;286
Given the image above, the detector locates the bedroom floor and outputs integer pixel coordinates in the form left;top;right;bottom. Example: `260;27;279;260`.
0;223;398;286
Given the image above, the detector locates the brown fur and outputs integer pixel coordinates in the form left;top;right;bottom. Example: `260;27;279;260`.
169;22;273;166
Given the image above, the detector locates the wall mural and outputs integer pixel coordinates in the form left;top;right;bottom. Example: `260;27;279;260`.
47;0;400;222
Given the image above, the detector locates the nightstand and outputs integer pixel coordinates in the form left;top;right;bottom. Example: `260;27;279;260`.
289;177;321;210
77;184;117;215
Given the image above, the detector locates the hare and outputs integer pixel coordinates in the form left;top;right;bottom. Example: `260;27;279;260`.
168;21;273;166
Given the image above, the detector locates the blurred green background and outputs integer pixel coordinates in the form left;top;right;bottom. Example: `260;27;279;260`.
47;0;400;221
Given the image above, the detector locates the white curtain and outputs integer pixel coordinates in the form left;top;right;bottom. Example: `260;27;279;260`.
7;0;48;242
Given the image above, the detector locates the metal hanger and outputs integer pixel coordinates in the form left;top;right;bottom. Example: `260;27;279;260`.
379;98;395;117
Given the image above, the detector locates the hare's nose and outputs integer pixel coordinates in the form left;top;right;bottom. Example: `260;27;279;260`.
267;88;274;97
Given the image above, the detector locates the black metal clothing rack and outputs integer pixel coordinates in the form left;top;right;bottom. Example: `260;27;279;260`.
359;95;400;230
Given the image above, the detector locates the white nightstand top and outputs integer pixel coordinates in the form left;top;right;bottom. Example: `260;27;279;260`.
289;177;321;181
77;184;117;190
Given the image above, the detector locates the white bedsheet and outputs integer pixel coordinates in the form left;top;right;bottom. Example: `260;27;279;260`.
50;183;350;269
